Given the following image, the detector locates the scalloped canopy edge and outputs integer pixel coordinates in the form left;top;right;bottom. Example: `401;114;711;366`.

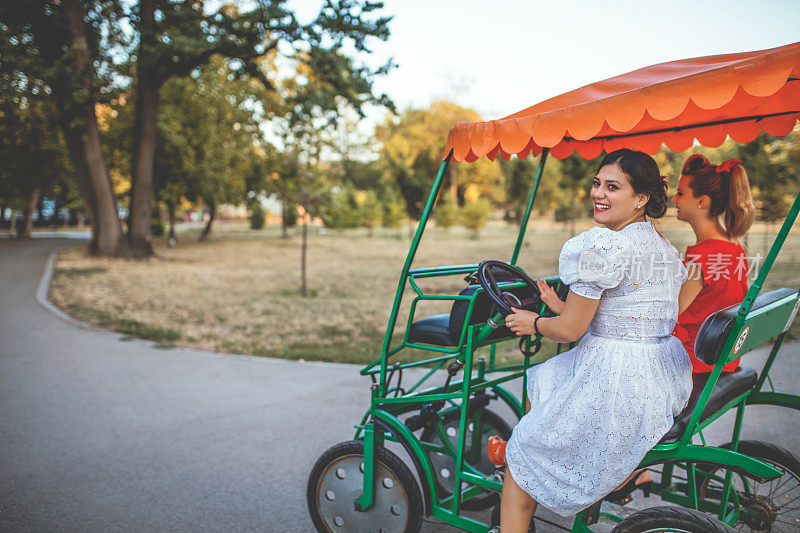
444;42;800;161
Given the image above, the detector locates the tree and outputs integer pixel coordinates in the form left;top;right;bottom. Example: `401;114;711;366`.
0;26;74;238
1;0;393;257
0;0;132;254
376;101;502;219
557;153;600;236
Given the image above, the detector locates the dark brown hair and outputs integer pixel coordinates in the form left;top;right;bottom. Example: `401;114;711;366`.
681;154;755;240
597;149;669;218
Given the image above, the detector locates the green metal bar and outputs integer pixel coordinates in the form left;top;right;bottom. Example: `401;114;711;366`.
372;410;441;507
404;359;448;395
642;445;783;483
512;148;549;264
570;516;593;533
467;407;483;463
693;392;753;434
459;471;503;492
687;462;699;510
356;423;376;510
746;391;800;409
407;276;425;297
660;463;675;493
451;326;476;515
377;392;466;405
376;154;453;391
409;264;479;276
429;507;487;533
718;402;747;520
397;342;461;354
754;331;786;392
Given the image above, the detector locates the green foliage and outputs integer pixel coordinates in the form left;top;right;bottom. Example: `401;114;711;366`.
248;201;266;230
382;199;406;228
319;188;383;230
436;197;459;228
376;101;502;218
150;217;165;237
320;188;361;228
0;20;75;218
459;198;491;236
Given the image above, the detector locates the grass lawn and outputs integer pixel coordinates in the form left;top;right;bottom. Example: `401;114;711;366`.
48;217;800;365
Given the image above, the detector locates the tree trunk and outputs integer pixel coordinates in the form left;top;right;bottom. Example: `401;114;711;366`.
55;0;127;257
36;195;45;228
199;202;216;241
0;202;6;229
301;215;308;297
127;0;157;258
17;186;41;239
167;201;177;248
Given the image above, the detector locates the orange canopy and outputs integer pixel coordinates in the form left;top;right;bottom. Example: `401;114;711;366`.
444;42;800;161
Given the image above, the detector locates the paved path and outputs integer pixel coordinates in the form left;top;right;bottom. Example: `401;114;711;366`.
1;239;798;532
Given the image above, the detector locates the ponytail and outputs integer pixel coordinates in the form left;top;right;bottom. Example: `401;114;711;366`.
724;164;755;240
682;154;755;240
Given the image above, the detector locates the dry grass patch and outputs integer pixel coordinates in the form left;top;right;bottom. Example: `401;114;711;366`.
49;219;800;364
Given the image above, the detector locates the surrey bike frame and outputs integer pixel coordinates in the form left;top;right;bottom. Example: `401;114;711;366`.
351;145;800;532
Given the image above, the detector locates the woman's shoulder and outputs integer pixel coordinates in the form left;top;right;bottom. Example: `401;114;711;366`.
686;238;745;259
563;225;634;256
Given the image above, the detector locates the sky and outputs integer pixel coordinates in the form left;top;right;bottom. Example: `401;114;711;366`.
288;0;800;125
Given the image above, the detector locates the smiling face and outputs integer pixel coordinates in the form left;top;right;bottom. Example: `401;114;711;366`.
672;175;704;222
591;163;649;229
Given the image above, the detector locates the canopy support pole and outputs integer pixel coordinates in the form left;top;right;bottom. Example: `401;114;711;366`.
378;153;452;395
735;188;800;317
511;148;549;265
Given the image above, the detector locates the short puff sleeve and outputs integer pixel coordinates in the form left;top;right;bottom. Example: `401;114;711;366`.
559;227;633;299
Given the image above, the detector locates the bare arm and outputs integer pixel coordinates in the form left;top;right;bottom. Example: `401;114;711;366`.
678;261;704;315
506;290;600;344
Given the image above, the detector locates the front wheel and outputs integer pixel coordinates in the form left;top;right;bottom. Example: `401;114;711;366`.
307;440;423;533
611;506;735;533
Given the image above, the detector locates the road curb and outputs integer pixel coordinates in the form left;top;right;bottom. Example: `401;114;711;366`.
36;251;93;329
33;248;363;369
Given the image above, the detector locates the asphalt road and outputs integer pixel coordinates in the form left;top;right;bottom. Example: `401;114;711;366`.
1;239;798;532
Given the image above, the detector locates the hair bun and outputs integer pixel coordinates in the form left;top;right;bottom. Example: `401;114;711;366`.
682;154;709;174
645;191;668;218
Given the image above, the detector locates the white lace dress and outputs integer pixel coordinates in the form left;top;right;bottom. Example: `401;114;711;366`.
505;221;692;516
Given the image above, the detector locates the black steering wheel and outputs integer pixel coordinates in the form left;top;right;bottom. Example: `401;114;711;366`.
477;260;541;317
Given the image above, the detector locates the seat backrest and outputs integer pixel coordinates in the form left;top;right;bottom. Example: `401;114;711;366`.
694;288;800;366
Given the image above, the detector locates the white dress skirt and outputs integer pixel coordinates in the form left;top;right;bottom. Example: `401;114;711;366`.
505;221;693;516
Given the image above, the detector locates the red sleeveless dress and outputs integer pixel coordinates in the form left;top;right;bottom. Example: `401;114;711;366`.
673;239;749;373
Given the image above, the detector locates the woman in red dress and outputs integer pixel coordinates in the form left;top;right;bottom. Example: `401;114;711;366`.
672;154;756;373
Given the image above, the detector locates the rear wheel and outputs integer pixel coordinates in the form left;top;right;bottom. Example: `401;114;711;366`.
611;506;735;533
420;407;511;511
697;440;800;532
307;440;423;533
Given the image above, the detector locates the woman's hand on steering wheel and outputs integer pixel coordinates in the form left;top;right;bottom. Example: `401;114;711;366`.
536;278;565;315
506;308;540;336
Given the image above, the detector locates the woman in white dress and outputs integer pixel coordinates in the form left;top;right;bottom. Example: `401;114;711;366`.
499;149;693;532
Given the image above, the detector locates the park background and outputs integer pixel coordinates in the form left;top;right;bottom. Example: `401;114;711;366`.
2;0;800;362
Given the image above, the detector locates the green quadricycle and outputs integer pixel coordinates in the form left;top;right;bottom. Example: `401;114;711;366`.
307;43;800;532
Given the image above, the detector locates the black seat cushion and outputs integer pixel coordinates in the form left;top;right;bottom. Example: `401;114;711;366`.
407;314;456;346
695;288;797;365
659;366;758;444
